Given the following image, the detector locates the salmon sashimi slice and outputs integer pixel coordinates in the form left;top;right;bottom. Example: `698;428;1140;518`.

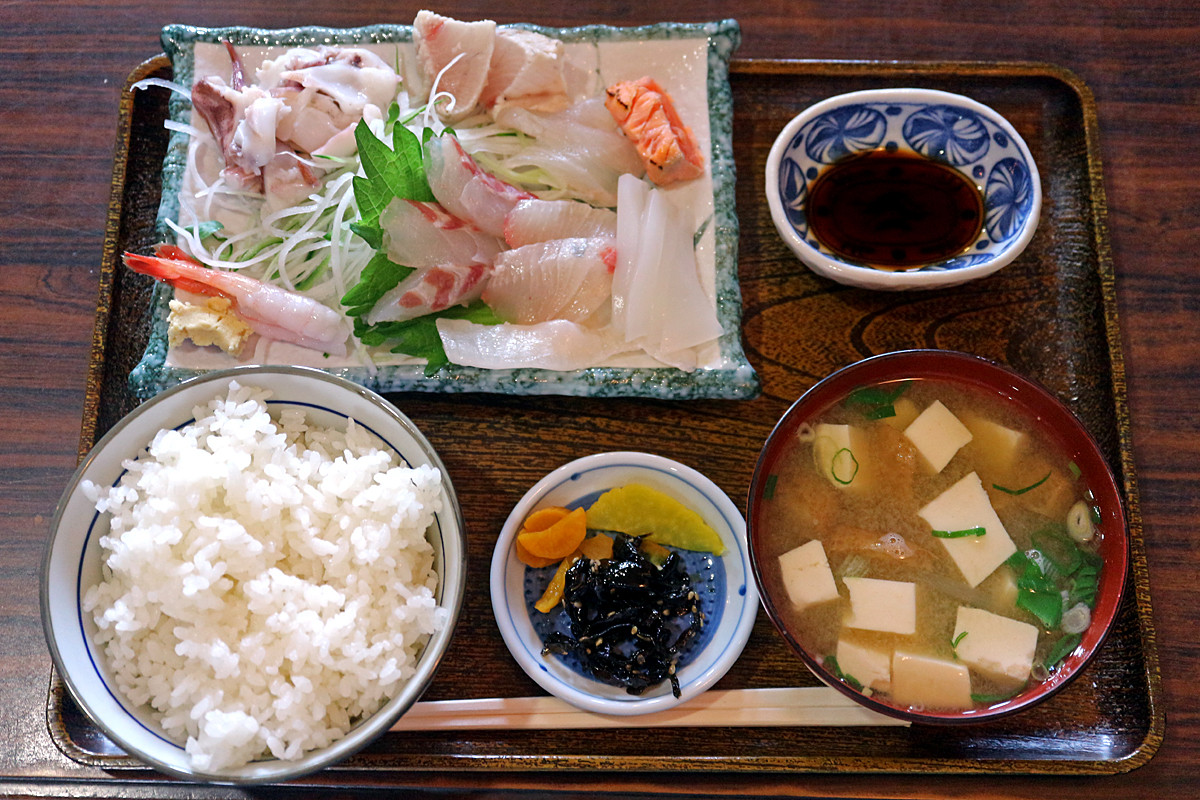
604;76;705;186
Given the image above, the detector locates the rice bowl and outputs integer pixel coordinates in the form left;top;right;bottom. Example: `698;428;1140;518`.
41;366;465;783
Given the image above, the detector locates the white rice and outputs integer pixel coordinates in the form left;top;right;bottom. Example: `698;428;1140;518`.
81;380;447;772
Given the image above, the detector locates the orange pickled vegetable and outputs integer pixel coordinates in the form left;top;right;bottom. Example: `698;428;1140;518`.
535;551;581;613
517;506;587;560
578;533;614;561
522;506;570;532
515;538;559;568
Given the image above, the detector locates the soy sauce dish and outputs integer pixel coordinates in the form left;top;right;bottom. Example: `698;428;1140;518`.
491;452;758;715
747;350;1128;724
766;88;1041;290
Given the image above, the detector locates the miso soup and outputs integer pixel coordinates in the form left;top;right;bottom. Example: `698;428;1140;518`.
757;377;1104;712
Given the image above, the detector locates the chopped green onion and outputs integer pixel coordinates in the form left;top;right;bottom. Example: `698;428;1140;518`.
992;471;1052;495
831;448;859;485
1043;633;1083;669
931;526;986;538
1016;586;1063;628
971;686;1025;704
864;405;897;420
846;380;912;420
1068;461;1082;479
763;474;778;500
951;630;968;658
183;220;224;240
1031;526;1083;575
822;655;864;691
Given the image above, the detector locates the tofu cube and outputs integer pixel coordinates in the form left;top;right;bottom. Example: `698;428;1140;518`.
953;606;1040;686
904;400;973;473
891;651;974;711
918;472;1018;587
836;637;892;692
813;423;864;489
963;416;1026;477
881;396;921;432
778;540;840;610
843;577;916;635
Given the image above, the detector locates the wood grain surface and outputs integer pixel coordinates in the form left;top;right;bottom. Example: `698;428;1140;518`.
2;2;1196;798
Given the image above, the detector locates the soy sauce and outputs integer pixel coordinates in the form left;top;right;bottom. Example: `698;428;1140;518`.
807;149;984;270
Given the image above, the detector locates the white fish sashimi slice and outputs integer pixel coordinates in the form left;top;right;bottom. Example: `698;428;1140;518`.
379;198;503;270
483;237;616;324
424;134;533;238
503;199;618;248
481;27;569;113
413;10;496;120
366;262;491;325
437;318;626;371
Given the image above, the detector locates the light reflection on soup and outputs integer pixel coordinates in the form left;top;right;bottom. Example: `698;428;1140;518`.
758;377;1103;712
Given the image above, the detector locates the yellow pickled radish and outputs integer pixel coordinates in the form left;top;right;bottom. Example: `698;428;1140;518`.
534;551;580;613
586;483;726;555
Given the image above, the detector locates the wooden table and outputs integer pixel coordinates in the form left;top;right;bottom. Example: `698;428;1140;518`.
2;1;1195;797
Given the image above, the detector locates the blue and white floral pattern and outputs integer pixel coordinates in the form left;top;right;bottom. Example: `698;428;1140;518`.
802;106;887;164
985;157;1035;243
902;105;990;165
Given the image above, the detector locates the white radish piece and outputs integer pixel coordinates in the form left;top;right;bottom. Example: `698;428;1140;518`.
437;318;626;371
503;199;617;248
483;237;616;324
423;134;534;238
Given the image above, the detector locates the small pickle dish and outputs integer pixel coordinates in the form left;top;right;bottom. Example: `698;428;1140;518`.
41;366;466;783
491;452;758;715
747;350;1128;723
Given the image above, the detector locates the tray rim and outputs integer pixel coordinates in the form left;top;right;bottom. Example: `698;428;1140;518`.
53;54;1163;777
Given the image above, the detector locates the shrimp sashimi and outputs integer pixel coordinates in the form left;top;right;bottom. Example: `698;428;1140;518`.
123;246;350;356
482;237;616;324
503;199;617;249
378;198;503;270
366;263;492;325
605;76;705;186
413;10;496;121
423;134;535;238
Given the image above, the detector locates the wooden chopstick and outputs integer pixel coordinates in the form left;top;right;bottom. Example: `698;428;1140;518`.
389;687;908;731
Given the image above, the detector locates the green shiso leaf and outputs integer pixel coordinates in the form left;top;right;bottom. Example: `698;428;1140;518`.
354;300;502;377
352;119;435;226
341;252;415;318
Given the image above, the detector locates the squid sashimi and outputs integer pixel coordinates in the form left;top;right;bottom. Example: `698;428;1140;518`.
479;27;569;113
366;263;491;325
378;198;503;270
613;174;722;361
413;10;496;120
123;246;350;356
503;199;617;248
483;238;616;324
436;318;626;371
423;134;535;238
605;76;705;186
493;97;644;207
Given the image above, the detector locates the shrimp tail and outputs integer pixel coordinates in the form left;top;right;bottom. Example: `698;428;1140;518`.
122;250;227;299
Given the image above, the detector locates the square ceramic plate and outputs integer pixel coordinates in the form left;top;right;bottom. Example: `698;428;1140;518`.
128;19;758;400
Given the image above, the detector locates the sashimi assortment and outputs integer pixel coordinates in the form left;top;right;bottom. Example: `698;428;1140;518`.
132;12;742;386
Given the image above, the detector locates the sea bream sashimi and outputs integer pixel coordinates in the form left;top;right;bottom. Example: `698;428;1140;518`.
482;237;616;324
366;262;492;325
503;199;617;249
478;27;569;113
413;10;496;121
605;76;705;186
423;134;535;238
378;198;503;270
493;97;645;207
